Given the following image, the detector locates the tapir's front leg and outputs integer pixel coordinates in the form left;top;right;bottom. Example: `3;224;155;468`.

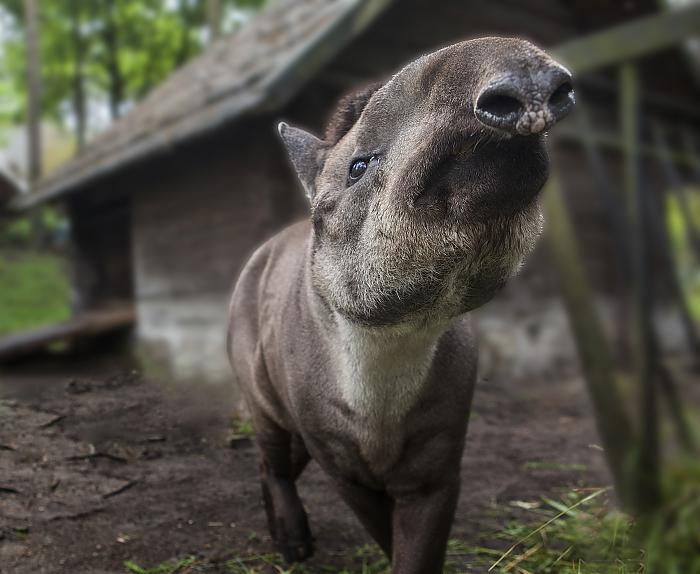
391;477;460;574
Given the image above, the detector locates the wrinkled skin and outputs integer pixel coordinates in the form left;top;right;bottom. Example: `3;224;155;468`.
228;37;573;573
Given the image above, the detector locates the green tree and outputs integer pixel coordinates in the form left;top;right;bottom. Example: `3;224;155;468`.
0;0;266;152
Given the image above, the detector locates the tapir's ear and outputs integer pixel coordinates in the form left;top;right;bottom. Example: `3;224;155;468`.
278;122;326;200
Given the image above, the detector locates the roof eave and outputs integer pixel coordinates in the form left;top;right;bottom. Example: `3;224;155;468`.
14;0;394;212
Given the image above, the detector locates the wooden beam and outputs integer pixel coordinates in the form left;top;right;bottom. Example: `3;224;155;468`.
0;306;135;362
553;4;700;73
621;62;662;513
556;124;700;168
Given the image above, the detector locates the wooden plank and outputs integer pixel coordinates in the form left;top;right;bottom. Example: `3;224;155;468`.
553;4;700;73
620;62;661;512
0;306;135;361
555;123;700;168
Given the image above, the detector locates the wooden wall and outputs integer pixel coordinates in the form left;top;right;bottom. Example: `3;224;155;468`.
68;193;133;312
130;122;307;383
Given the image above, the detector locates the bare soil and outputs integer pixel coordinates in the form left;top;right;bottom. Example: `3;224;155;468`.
0;354;610;574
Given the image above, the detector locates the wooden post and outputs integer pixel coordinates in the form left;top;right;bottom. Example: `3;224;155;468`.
574;100;633;365
207;0;222;42
620;62;661;513
542;170;636;509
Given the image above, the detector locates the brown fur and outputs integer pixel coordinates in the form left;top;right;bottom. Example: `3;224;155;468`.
228;37;573;572
324;82;384;145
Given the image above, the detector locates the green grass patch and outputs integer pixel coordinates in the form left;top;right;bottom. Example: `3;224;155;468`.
643;458;700;574
481;462;700;574
485;488;644;574
124;556;196;574
523;461;589;472
232;419;255;439
0;249;70;336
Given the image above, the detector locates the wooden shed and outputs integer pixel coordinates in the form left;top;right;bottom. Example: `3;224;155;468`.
12;0;700;382
0;168;22;213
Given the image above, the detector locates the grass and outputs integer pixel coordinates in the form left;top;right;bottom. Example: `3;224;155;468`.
120;475;700;573
482;488;644;574
0;249;71;336
124;556;197;574
231;419;255;440
523;461;589;473
472;458;700;574
642;458;700;574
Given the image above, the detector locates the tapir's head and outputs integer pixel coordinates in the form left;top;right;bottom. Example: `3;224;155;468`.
279;37;574;327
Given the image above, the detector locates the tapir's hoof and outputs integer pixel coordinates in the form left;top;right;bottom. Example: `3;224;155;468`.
276;534;314;563
261;479;314;563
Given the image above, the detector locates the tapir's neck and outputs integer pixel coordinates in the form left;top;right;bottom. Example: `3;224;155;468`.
332;312;445;421
303;242;447;421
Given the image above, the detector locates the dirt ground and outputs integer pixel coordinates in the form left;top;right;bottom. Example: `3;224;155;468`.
0;351;612;574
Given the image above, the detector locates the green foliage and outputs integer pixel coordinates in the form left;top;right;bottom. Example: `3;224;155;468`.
0;249;70;336
0;0;268;141
475;466;700;574
666;189;700;319
1;216;32;243
484;489;644;574
231;418;255;439
0;207;65;245
643;458;700;574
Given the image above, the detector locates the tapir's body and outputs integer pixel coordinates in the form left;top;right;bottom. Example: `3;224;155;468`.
230;220;476;569
228;37;574;573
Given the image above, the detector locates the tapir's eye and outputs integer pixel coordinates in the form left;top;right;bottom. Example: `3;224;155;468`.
349;159;368;181
349;155;378;183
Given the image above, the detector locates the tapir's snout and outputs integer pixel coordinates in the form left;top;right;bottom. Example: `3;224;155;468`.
474;63;574;136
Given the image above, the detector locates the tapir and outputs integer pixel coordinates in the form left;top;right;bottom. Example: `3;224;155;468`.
228;37;574;573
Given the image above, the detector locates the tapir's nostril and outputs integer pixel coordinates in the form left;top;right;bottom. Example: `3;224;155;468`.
474;67;574;136
547;80;575;119
475;91;523;125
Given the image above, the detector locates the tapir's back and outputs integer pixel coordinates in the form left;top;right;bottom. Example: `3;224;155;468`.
227;220;310;421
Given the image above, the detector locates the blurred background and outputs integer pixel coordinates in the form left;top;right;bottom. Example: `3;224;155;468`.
0;1;699;573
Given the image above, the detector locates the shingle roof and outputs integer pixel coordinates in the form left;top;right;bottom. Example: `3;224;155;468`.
17;0;392;209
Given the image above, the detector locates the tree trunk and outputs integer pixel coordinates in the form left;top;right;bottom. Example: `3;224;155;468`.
70;0;87;151
207;0;222;42
175;1;198;66
24;0;42;185
101;0;123;120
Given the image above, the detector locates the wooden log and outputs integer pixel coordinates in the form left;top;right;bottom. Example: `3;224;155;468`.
0;305;135;362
